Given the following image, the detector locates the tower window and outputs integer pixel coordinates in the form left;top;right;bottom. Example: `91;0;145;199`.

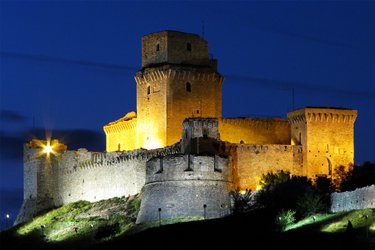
156;44;160;51
186;82;191;92
187;43;191;51
147;86;151;95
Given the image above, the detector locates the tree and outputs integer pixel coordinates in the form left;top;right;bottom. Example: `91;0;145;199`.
332;165;353;191
314;176;334;194
296;188;329;217
230;189;253;213
256;175;312;219
259;170;290;189
341;162;375;191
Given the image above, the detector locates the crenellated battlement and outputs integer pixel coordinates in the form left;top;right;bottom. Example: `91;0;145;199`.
135;67;223;86
146;154;231;184
104;113;137;134
236;144;296;153
64;143;181;171
137;153;232;224
288;107;357;124
220;117;289;128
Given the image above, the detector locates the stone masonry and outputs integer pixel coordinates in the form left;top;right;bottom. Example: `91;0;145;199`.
17;31;358;225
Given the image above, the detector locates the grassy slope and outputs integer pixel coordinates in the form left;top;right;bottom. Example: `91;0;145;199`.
0;197;374;250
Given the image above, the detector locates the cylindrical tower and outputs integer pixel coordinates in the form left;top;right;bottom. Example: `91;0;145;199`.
136;154;232;224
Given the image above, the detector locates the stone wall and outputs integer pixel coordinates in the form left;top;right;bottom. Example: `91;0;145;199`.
330;185;375;213
103;112;137;152
16;143;181;225
136;68;168;149
53;150;146;205
288;107;357;179
135;66;223;149
233;144;302;191
219;118;291;145
141;31;210;68
136;154;232;224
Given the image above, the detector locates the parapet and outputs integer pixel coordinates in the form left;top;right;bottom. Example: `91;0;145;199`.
146;154;231;184
288;107;357;124
183;118;219;140
103;111;137;133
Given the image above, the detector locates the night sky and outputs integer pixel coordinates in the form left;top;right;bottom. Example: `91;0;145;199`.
0;1;374;229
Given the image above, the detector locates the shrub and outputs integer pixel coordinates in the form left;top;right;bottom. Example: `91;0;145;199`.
314;176;334;194
255;175;311;216
131;198;141;213
296;189;329;218
276;210;296;231
259;170;290;189
230;189;253;213
94;223;120;239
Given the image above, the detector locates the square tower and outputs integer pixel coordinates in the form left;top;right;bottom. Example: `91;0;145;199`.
135;31;224;149
288;107;357;179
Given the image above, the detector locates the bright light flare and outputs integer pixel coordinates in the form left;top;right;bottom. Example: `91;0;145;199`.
6;214;10;219
44;145;53;154
42;141;54;155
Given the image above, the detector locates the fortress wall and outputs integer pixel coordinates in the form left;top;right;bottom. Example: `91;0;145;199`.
136;154;232;224
54;154;145;205
234;144;297;191
104;118;137;152
330;185;375;212
293;146;304;176
53;145;180;206
16;143;181;225
219;118;291;145
23;148;39;201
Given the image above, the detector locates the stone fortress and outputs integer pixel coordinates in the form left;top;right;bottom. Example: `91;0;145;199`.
16;31;357;225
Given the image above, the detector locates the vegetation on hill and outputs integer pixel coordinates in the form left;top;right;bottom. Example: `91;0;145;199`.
0;195;140;249
1;163;374;249
1;195;374;250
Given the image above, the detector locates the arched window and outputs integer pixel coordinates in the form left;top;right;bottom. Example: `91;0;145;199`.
187;43;191;51
186;82;191;92
147;86;151;95
156;44;160;51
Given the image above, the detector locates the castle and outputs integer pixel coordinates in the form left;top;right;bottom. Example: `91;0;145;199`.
16;31;357;225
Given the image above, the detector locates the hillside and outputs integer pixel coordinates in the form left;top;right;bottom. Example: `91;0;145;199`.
0;196;374;250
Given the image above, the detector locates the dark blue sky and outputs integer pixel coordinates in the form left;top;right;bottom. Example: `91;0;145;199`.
0;1;374;228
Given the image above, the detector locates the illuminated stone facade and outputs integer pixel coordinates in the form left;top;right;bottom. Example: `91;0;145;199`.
104;31;223;150
17;31;358;225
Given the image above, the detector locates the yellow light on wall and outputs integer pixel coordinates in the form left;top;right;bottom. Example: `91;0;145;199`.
239;190;246;195
144;138;162;149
